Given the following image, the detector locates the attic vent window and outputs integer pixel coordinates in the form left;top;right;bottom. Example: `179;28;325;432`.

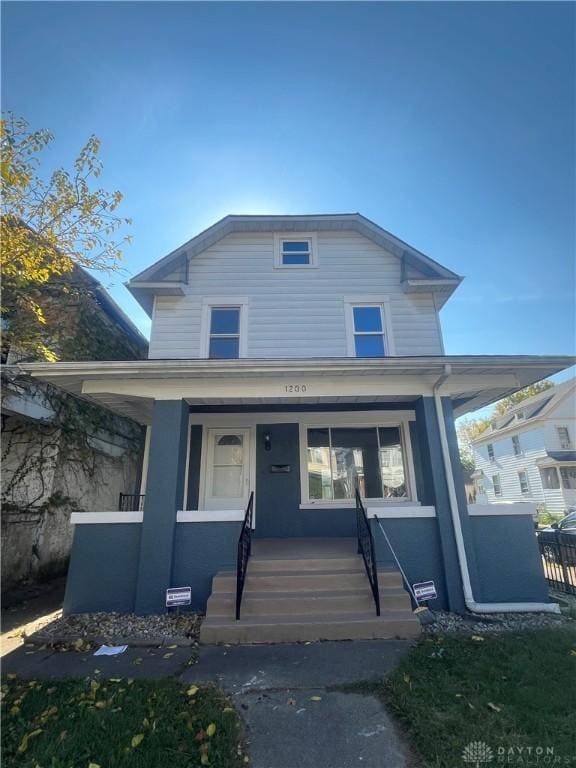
274;233;317;268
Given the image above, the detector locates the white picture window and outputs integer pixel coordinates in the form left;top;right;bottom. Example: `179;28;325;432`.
518;471;530;495
557;426;572;449
274;233;317;268
492;474;502;496
306;425;409;501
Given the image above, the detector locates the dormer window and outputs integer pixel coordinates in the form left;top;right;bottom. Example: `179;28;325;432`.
557;426;572;449
274;233;317;268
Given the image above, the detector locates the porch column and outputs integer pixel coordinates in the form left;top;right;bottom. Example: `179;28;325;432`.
414;397;466;612
134;399;189;614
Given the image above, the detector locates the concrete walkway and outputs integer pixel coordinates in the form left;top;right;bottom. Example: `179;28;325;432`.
1;577;66;656
3;638;415;768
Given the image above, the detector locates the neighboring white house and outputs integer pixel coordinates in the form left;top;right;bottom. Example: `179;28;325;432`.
471;378;576;513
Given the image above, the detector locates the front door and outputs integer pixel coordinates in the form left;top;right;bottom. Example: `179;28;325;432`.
204;428;251;510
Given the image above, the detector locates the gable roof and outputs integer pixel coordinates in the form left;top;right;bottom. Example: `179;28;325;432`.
126;213;463;315
471;378;576;445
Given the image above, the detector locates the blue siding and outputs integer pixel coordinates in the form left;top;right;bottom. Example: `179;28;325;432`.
63;524;141;614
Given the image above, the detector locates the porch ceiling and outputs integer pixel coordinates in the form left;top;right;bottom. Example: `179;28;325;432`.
17;355;575;425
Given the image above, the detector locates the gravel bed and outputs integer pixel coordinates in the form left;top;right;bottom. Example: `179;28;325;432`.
422;609;575;635
31;611;203;645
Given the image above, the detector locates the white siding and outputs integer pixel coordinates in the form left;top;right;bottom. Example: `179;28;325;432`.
473;426;571;513
148;231;444;359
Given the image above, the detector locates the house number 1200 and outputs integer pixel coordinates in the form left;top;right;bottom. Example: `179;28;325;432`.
285;384;307;393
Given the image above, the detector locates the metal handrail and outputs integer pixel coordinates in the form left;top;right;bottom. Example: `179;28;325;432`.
119;493;146;512
236;491;254;620
355;487;380;616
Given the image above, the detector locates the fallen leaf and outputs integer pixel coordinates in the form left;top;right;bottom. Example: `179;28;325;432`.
133;658;143;666
222;707;235;714
17;729;43;754
487;702;502;712
167;644;178;649
163;653;174;659
187;685;199;697
287;697;296;706
110;678;122;683
94;701;107;709
7;673;17;680
471;635;484;642
88;763;101;768
131;734;145;748
310;696;322;701
206;723;217;737
9;706;20;717
201;754;210;766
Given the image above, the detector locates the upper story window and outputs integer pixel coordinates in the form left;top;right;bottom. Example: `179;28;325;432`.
274;233;317;268
201;298;248;359
487;443;495;461
345;298;394;358
209;307;240;359
557;426;572;449
512;435;521;456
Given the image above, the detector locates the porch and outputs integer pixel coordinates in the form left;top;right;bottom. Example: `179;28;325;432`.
21;355;568;637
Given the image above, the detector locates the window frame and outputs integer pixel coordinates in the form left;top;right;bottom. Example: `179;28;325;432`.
298;414;417;507
560;466;576;490
344;297;395;357
273;232;318;269
518;470;530;496
557;426;572;450
512;435;522;456
487;443;495;461
492;473;502;497
200;297;249;359
539;466;560;490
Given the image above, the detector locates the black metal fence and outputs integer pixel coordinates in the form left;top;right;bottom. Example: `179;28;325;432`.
537;531;576;596
236;491;254;620
118;493;146;512
355;487;380;616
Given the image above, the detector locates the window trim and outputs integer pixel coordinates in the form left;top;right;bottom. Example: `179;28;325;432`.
487;443;495;461
298;414;417;506
512;435;522;456
200;297;249;359
518;470;530;496
273;232;318;269
344;296;396;357
539;466;560;490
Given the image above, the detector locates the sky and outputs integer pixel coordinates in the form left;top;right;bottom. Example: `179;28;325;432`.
2;1;575;383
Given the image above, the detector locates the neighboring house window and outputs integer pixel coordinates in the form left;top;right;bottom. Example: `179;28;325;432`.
560;467;576;490
492;474;502;496
512;435;521;456
487;443;495;461
306;425;408;501
274;233;317;268
518;471;530;495
540;466;560;490
557;426;572;449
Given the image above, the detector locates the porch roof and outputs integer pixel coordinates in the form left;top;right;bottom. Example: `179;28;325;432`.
18;355;575;425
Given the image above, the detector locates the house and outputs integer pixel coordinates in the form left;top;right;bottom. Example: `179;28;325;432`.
1;268;148;592
471;379;576;514
21;214;575;642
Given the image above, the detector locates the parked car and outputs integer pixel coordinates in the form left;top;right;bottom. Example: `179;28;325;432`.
536;510;576;565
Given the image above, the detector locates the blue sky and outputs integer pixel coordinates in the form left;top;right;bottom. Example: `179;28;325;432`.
2;2;575;378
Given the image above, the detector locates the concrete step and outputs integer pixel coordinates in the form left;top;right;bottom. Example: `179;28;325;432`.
200;610;421;644
249;556;362;572
207;586;412;617
211;568;404;594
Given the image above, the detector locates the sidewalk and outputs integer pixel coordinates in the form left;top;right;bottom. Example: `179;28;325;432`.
2;637;415;768
1;577;66;656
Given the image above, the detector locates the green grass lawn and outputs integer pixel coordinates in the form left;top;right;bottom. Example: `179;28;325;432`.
1;676;244;768
345;628;576;768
